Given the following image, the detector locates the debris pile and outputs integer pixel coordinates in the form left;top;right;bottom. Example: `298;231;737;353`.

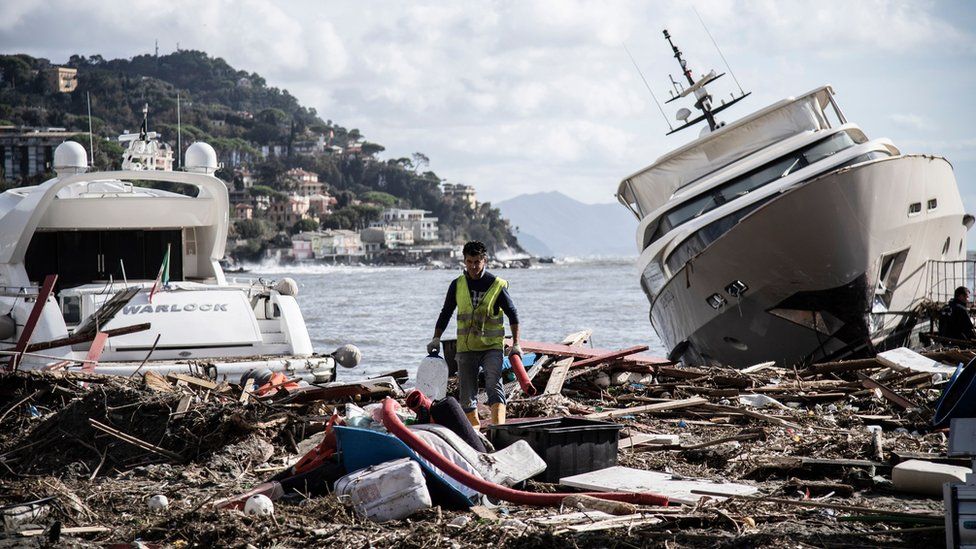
0;334;967;547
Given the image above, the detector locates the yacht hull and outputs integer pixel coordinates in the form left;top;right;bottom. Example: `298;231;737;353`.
648;155;967;367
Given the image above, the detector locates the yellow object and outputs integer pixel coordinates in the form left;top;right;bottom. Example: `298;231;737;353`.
491;403;506;425
455;275;508;352
466;409;481;429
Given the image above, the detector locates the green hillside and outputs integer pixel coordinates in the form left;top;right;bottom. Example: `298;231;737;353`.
0;51;520;255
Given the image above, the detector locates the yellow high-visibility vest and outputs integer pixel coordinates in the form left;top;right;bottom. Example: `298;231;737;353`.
456;274;508;352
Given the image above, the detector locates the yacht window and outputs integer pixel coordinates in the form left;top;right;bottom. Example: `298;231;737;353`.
908;203;922;216
665;196;774;273
61;295;81;325
660;132;858;235
928;198;938;211
640;259;669;302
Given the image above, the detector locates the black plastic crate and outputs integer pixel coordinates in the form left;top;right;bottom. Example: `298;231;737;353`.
488;417;623;483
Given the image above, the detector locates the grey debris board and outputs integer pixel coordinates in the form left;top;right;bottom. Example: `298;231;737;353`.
559;466;758;505
618;433;680;449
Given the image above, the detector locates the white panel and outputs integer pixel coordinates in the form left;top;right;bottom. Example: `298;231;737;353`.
99;289;262;348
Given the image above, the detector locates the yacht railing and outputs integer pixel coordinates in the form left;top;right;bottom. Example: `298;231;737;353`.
924;259;976;303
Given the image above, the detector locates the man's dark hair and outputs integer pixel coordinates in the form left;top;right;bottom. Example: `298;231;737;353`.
956;286;970;299
462;241;488;258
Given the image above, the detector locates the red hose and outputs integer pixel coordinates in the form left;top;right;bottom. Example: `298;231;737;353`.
405;389;432;414
509;353;537;396
381;398;668;507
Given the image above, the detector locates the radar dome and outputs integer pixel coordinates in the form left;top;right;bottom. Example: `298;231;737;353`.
53;141;88;175
184;142;218;174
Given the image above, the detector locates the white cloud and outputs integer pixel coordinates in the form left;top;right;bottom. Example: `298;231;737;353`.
1;0;975;207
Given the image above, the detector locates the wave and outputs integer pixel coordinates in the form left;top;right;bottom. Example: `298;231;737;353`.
239;261;421;275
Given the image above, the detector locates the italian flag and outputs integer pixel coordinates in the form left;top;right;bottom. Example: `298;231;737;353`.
149;244;170;303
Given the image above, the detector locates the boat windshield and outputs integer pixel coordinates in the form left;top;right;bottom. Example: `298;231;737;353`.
651;131;861;244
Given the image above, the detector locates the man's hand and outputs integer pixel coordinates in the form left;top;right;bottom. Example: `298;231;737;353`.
427;337;441;355
509;342;523;358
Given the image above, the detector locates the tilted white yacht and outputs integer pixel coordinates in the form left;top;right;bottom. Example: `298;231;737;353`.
0;121;346;380
617;31;972;368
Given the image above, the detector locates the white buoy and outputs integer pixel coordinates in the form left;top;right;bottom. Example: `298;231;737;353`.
147;495;169;511
244;494;274;516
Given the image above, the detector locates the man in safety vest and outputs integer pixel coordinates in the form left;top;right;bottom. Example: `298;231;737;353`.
428;241;520;428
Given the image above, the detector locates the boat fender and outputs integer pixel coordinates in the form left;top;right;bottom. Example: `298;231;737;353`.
0;315;14;341
274;277;299;297
333;344;362;369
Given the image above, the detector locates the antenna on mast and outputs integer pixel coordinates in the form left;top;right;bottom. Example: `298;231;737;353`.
86;92;95;167
693;6;746;95
623;43;673;132
177;93;182;169
659;29;750;136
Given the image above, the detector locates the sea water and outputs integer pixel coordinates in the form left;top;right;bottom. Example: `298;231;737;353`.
248;258;666;381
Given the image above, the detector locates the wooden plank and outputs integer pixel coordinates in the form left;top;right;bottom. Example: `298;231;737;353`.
585;397;708;420
19;526;110;537
81;332;109;373
859;374;917;410
521;340;668;365
569;346;650;369
560;466;758;505
618;433;680;449
558;515;661;533
22;323;151;354
166;373;218;391
7;274;57;370
89;418;183;462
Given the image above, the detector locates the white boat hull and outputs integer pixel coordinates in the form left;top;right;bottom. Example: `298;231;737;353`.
647;155;968;367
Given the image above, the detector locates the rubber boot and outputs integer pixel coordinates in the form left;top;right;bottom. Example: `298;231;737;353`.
491;403;506;426
465;409;481;429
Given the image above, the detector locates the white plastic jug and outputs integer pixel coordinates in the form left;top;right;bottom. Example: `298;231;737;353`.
334;458;432;522
415;352;449;400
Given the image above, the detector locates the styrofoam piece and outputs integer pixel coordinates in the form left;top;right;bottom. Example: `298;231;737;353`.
892;459;971;496
559;466;758;505
415;354;449;400
335;457;432;522
147;495;169;511
876;347;956;376
737;394;787;409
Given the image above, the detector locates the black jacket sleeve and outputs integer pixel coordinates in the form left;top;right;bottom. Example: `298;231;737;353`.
497;286;518;325
435;279;458;333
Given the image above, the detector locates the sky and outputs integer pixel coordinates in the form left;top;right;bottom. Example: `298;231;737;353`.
2;0;975;210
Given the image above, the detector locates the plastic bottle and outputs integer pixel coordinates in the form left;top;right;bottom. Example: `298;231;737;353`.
415;352;449;400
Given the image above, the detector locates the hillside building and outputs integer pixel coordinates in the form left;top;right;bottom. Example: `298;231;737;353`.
381;208;439;242
442;183;477;208
47;67;78;93
0;127;86;183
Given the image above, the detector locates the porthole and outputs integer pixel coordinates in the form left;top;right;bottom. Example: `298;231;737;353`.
928;198;938;211
908;203;922;216
943;237;951;255
960;240;965;255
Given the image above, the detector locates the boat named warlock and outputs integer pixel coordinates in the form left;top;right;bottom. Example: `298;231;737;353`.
0;120;350;380
617;31;972;368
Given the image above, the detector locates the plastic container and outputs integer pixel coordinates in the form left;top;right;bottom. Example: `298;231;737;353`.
334;457;432;522
487;417;623;483
416;353;449;400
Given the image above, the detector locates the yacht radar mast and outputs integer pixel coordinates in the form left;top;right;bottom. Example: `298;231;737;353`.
662;29;750;136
